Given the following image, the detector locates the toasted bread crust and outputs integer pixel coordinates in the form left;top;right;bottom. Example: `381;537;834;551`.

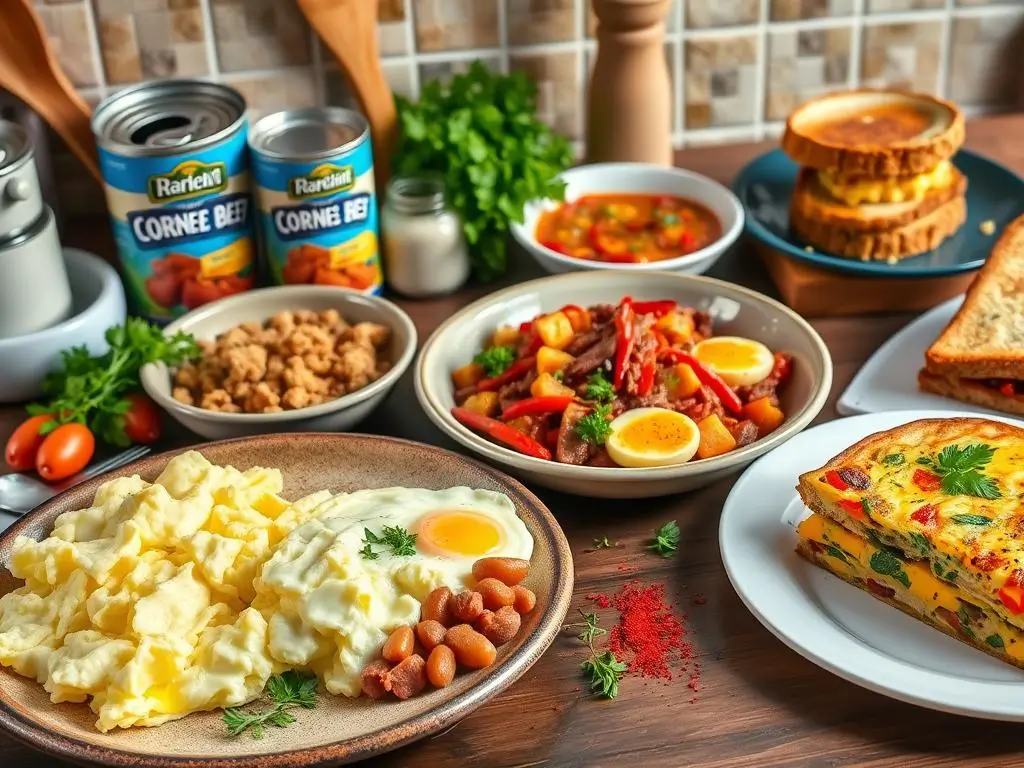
795;539;1024;672
782;90;965;176
923;214;1024;380
917;370;1024;415
790;190;966;262
793;166;966;232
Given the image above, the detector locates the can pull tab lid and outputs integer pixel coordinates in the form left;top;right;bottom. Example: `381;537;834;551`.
130;114;211;148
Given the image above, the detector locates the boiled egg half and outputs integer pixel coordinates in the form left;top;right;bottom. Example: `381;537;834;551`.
605;407;700;468
691;336;774;388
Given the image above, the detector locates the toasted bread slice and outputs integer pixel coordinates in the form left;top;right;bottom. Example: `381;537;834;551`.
792;166;965;232
795;538;1024;673
918;369;1024;415
922;215;1024;380
790;188;966;262
782;90;964;177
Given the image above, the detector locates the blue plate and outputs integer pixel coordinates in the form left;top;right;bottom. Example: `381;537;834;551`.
733;148;1024;277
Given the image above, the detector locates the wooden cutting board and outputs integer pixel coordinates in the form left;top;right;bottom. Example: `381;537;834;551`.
754;241;975;317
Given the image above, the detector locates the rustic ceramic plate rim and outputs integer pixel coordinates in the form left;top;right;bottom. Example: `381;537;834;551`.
0;433;574;767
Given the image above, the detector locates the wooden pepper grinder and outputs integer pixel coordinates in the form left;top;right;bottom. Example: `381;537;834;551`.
586;0;672;166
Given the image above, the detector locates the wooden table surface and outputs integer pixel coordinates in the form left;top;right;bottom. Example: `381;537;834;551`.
3;113;1023;768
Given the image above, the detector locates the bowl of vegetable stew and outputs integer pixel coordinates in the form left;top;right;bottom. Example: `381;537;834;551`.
510;163;744;275
415;271;831;498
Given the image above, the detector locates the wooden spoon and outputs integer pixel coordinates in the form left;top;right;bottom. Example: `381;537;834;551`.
296;0;397;191
0;0;100;182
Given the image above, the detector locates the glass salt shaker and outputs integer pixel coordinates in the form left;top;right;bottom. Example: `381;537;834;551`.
381;174;470;297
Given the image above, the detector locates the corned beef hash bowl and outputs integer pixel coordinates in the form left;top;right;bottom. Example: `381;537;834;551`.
415;272;832;498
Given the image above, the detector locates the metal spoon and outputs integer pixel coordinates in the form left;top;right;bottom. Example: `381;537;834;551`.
0;0;101;182
0;445;150;517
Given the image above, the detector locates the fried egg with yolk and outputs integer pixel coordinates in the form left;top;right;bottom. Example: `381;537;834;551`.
606;407;701;468
692;336;774;388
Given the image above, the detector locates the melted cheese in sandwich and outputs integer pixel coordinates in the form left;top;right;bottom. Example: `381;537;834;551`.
819;160;954;206
799;513;1024;661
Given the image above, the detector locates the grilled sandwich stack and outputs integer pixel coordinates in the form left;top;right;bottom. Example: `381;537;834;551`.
918;214;1024;414
796;417;1024;667
782;90;967;263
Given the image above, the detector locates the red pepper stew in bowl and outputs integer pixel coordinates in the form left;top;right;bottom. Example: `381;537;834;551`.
534;194;722;265
449;297;792;468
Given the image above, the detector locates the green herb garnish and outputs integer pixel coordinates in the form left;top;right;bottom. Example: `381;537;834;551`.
868;549;911;589
825;544;849;563
957;605;977;638
882;453;905;467
576;404;613;445
394;62;574;281
473;345;516;377
584;371;616;403
567;610;625;699
361;525;418;558
649;521;680;558
916;444;1002;499
28;319;199;446
986;633;1005;649
908;532;930;553
593;536;615;549
223;671;318;739
949;514;993;526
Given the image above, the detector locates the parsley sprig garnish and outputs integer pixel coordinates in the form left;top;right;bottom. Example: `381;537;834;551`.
576;404;613;445
916;443;1002;500
584;371;616;403
593;536;616;549
360;525;418;558
473;345;516;377
567;610;626;699
223;672;318;739
649;520;680;557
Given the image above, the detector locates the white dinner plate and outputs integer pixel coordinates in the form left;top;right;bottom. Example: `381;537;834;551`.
720;408;1024;721
835;296;1002;417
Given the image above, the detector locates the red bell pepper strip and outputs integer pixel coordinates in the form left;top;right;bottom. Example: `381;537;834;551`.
912;468;941;492
630;300;677;317
451;407;553;461
477;356;536;392
612;302;637;388
518;320;534;333
657;348;743;413
539;240;569;255
501;396;574;421
838;499;867;521
520;333;544;358
1000;382;1016;398
909;504;938;527
772;353;793;388
637;357;656;396
824;470;849;491
999;585;1024;614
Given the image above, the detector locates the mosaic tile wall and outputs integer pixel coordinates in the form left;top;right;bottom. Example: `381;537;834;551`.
28;0;1024;215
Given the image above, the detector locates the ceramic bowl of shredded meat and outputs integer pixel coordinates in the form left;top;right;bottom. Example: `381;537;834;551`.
414;271;831;498
140;286;417;440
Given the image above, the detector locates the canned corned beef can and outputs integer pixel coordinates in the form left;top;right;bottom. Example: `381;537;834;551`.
249;107;383;294
92;79;256;321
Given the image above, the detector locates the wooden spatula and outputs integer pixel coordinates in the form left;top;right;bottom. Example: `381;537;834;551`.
0;0;101;182
296;0;397;191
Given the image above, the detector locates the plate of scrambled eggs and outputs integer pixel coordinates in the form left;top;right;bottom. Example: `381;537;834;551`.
0;434;572;766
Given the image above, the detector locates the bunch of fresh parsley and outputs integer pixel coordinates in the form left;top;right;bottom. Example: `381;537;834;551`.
394;62;574;281
649;521;681;557
28;319;198;446
917;443;1001;499
223;672;318;739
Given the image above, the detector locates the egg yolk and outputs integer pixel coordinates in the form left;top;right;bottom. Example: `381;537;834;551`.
416;510;503;557
617;411;692;452
694;338;760;370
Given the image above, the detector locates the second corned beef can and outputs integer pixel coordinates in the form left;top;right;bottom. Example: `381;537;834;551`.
92;79;257;321
248;107;383;293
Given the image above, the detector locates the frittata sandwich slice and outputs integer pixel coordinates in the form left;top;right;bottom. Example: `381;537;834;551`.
795;418;1024;666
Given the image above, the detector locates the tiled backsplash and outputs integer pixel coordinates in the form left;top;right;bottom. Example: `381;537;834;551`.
29;0;1024;216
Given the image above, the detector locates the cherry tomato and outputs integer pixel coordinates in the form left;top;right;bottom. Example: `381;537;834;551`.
124;393;162;445
36;423;95;482
5;414;55;471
